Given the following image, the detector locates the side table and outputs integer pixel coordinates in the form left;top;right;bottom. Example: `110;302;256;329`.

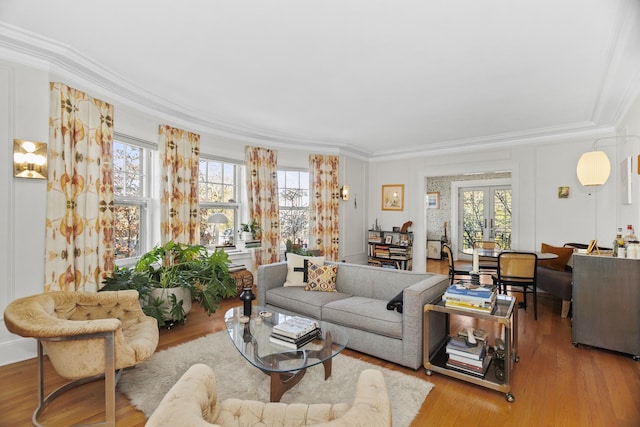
423;294;518;402
230;268;254;296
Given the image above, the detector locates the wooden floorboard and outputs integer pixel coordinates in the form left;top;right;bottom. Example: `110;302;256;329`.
0;260;638;426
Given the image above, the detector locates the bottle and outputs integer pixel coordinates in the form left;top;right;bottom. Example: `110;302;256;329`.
623;225;635;247
613;228;622;257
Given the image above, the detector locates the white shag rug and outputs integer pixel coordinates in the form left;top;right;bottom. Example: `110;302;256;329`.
119;331;434;427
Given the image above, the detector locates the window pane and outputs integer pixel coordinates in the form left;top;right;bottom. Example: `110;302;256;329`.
278;170;310;248
114;205;141;259
208;162;222;182
285;170;299;187
198;159;239;247
200;208;235;247
113;138;150;261
223;164;234;185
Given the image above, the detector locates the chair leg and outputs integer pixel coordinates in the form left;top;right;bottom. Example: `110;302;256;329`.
32;332;117;427
105;332;116;427
561;300;571;318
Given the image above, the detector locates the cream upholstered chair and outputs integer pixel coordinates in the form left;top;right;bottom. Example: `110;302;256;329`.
3;290;159;427
145;364;392;427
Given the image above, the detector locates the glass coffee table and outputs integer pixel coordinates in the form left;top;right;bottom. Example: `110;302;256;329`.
224;306;349;402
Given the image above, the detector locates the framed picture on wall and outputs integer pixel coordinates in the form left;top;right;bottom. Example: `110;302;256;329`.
382;184;404;211
426;192;440;209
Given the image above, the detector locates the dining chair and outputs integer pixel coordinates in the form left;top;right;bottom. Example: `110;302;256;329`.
442;244;473;284
493;252;539;320
473;241;499;272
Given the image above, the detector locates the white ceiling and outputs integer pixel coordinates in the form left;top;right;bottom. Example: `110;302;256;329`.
1;0;640;159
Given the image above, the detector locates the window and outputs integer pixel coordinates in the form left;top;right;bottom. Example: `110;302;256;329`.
198;158;240;247
278;169;310;248
113;139;152;260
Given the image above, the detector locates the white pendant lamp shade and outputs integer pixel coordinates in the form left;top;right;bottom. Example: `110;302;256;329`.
576;150;611;186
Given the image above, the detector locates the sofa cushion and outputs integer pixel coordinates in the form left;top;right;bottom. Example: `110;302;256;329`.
538;243;574;271
323;297;403;339
266;287;350;319
305;262;338;292
283;254;325;287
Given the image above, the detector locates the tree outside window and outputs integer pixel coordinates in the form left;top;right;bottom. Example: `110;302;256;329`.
278;170;309;249
113;140;149;260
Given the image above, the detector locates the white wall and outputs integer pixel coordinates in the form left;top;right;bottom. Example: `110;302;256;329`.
0;61;49;364
339;154;368;263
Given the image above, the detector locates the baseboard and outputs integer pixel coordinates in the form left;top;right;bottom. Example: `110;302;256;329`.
0;336;36;366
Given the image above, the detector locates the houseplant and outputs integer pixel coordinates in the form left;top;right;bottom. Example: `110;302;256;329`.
240;218;261;241
101;241;237;327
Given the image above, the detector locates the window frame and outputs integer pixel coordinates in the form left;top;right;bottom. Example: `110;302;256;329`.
112;133;156;266
277;168;311;249
198;155;242;248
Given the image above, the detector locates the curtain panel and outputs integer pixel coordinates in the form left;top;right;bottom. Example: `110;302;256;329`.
158;125;201;245
309;154;340;261
45;82;115;292
245;146;280;267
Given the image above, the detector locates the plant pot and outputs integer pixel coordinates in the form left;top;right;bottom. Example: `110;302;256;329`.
150;287;192;320
241;231;253;241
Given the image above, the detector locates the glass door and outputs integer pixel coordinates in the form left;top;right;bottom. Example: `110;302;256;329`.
458;186;511;250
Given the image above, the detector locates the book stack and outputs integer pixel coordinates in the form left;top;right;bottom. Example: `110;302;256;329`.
269;316;321;349
445;336;492;378
443;281;497;313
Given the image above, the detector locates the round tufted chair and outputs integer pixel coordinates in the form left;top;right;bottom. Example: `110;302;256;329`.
3;290;159;427
145;364;392;427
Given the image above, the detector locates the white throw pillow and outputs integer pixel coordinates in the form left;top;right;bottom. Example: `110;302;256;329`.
283;253;326;287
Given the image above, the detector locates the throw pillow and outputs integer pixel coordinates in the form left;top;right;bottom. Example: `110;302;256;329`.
305;262;338;292
386;291;404;313
283;253;326;287
538;243;574;271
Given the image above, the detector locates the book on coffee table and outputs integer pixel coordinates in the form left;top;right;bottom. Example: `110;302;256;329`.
272;316;320;339
269;328;322;349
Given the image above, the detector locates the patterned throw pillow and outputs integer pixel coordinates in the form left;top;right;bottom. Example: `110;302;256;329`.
305;262;338;292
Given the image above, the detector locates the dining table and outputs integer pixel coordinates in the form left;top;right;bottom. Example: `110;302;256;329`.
461;248;559;260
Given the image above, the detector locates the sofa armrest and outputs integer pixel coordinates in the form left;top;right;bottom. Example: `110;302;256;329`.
256;262;288;306
401;274;449;369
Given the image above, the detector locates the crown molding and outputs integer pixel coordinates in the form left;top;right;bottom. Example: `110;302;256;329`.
0;22;370;158
0;18;638;162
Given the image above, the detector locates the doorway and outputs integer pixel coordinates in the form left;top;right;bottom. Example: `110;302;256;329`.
458;185;512;250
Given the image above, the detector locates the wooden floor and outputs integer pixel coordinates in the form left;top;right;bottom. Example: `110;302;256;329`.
1;260;639;426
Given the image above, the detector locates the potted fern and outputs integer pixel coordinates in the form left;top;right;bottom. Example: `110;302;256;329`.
102;241;237;327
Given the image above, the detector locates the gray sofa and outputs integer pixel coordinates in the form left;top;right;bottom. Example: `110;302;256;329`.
257;261;450;370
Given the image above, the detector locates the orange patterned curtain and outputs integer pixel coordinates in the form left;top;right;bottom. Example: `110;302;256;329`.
45;82;115;292
159;125;200;245
245;146;280;267
309;154;340;261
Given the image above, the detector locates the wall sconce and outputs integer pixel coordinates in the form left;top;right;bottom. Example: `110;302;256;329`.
13;139;47;179
576;135;640;186
340;185;350;201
